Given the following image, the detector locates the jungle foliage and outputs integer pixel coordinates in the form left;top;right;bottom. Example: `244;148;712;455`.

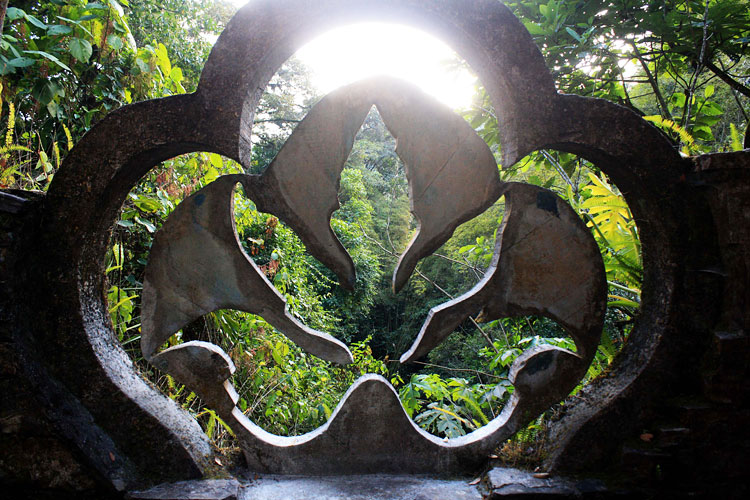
1;0;748;459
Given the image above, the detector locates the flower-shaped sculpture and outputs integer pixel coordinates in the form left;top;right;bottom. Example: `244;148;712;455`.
39;0;688;481
140;77;606;474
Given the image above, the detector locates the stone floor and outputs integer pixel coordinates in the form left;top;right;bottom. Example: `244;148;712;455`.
125;468;615;500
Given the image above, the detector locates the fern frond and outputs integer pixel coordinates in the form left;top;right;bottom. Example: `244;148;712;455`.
730;124;743;152
63;124;74;151
0;144;32;155
643;115;696;154
5;102;15;147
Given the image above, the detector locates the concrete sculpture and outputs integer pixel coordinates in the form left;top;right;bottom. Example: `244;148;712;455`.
20;0;716;488
140;76;606;474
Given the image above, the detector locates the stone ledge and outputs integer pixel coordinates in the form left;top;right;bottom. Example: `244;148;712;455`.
125;469;617;500
127;479;241;500
486;468;609;499
128;474;484;500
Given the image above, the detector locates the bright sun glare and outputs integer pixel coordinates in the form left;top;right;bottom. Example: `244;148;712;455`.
228;2;477;110
295;23;477;110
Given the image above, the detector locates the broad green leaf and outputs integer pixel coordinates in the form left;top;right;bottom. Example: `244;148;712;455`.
704;84;714;98
155;43;171;76
107;34;123;51
133;196;161;213
47;24;74;36
700;102;723;116
134;216;156;233
523;22;547;35
55;16;94;37
565;26;582;42
69;38;93;63
670;92;686;108
209;153;223;169
8;57;35;68
170;66;183;83
47;100;60;118
24;15;47;30
6;8;25;21
203;166;219;184
31;80;59;106
135;58;150;74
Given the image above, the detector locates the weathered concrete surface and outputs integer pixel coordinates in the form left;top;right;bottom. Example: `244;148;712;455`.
372;78;503;292
231;367;594;475
150;342;240;416
141;174;352;365
240;475;482;500
1;191;127;496
402;183;606;364
128;479;241;500
485;468;607;498
129;476;481;500
691;151;750;333
243;87;372;290
126;470;613;500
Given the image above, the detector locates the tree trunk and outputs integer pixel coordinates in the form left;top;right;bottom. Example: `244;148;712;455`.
0;0;10;38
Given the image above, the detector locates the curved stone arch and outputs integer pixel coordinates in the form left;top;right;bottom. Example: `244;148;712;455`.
197;0;720;470
197;0;557;166
32;95;224;488
24;0;722;487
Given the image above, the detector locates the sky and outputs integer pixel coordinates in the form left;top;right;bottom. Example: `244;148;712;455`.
227;2;477;110
294;23;477;110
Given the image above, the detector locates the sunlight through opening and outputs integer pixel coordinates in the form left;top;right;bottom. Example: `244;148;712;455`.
294;22;476;110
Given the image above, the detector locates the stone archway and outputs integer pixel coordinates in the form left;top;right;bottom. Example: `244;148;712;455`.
9;0;725;491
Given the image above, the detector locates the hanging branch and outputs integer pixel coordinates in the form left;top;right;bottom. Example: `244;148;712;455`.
705;61;750;99
358;223;499;353
629;39;673;121
684;0;712;130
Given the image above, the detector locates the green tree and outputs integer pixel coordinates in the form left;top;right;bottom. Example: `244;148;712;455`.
126;0;235;90
507;0;750;148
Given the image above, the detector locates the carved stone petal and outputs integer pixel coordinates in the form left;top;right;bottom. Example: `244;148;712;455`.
243;87;374;290
245;76;503;294
372;78;504;293
151;341;240;415
401;183;606;364
140;174;352;365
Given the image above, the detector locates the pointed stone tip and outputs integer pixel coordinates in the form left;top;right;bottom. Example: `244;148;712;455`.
398;341;422;364
392;264;410;294
336;346;355;366
398;351;413;364
339;269;356;292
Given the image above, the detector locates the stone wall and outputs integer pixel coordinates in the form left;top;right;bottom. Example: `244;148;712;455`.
542;151;750;497
2;148;748;498
0;191;107;498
